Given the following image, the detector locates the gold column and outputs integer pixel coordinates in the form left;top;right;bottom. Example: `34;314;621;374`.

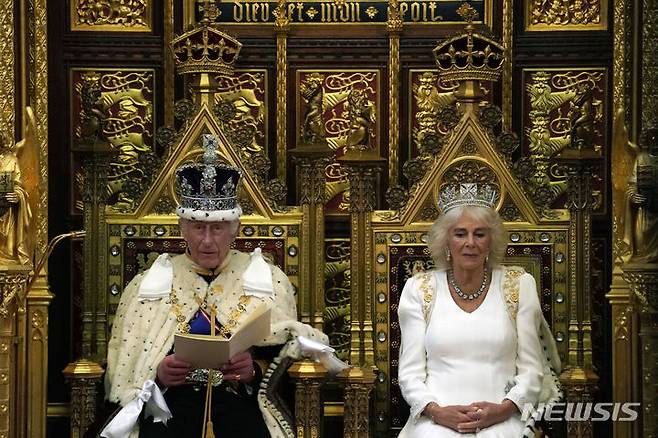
623;264;658;438
74;142;115;362
338;149;385;367
290;144;333;330
164;0;175;126
26;280;51;438
607;272;640;438
25;2;51;432
0;0;15;137
387;0;402;186
26;0;50;262
610;1;642;437
641;0;658;128
0;268;29;438
275;0;290;181
556;148;600;438
288;360;328;438
338;367;376;438
63;359;105;438
502;0;513;130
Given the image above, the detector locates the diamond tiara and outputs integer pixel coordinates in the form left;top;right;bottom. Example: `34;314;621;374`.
437;183;498;213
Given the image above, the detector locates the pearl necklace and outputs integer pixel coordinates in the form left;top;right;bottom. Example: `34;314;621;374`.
448;268;488;300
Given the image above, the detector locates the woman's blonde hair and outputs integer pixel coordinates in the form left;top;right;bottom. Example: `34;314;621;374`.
428;206;507;270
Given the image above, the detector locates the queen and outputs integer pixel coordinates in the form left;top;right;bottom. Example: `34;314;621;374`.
397;183;560;437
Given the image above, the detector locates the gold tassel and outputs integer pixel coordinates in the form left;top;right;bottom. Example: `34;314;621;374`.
202;306;219;438
205;420;216;438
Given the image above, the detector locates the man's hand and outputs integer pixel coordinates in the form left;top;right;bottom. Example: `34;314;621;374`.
424;402;477;432
221;351;256;383
457;400;518;433
156;354;191;387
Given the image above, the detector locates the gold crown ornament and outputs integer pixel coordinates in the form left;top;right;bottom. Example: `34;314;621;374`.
432;3;504;84
170;9;242;76
437;183;498;213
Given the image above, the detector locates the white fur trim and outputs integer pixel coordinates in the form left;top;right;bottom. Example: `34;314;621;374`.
175;205;242;222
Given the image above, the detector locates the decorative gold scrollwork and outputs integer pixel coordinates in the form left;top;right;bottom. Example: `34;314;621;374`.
324;240;351;360
530;0;601;27
298;71;379;213
412;72;456;154
521;70;605;210
73;70;156;212
74;0;150;29
214;72;266;157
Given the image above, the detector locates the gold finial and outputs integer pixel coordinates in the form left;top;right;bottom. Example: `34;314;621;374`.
273;0;290;31
200;0;221;23
456;2;478;28
387;0;403;33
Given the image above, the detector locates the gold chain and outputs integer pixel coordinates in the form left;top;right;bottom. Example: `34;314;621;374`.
169;285;252;337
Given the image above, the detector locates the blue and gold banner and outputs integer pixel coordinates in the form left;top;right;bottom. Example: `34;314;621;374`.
195;0;485;24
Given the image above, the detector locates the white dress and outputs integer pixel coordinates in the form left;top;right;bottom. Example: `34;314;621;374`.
397;269;544;438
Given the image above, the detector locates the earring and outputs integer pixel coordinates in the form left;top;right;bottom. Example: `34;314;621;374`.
446;249;452;262
484;255;489;265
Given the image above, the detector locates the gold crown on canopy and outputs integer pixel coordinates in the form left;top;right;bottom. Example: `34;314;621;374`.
432;3;505;83
437;183;498;213
170;10;242;76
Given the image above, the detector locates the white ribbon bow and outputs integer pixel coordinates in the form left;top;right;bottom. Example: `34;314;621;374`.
242;248;274;298
138;253;173;300
100;380;172;438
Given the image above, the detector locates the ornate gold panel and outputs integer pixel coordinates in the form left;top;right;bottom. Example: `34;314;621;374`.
408;70;493;158
71;0;153;32
521;68;608;212
214;70;268;158
296;70;381;214
525;0;608;31
70;68;155;213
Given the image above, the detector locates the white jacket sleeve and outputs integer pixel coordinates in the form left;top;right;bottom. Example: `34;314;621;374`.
504;273;544;411
397;274;438;421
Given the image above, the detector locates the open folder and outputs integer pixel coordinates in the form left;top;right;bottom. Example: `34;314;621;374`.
174;304;271;369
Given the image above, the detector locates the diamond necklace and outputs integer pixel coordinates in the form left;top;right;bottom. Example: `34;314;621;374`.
448;268;488;300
